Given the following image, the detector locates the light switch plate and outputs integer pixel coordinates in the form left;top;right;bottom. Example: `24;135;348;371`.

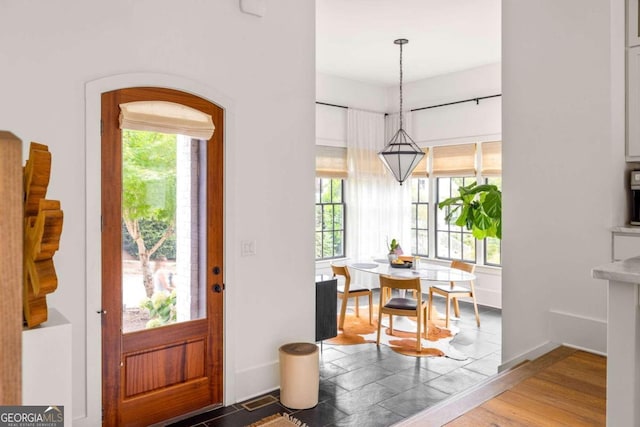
241;240;257;256
240;0;266;17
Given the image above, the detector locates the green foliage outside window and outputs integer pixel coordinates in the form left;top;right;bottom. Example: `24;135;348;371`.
410;178;429;256
140;290;177;328
122;130;177;297
122;219;176;260
315;178;345;259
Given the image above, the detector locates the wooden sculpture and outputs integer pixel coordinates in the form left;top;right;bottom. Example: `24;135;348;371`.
23;142;63;328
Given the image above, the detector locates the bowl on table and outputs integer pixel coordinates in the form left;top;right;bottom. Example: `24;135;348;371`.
390;260;413;269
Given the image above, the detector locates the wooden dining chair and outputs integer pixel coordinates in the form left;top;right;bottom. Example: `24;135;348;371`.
377;274;427;352
331;264;373;330
428;260;479;328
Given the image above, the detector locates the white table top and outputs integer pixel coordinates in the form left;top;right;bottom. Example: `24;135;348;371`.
348;260;475;282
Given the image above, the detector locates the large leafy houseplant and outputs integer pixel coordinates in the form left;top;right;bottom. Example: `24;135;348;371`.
438;182;502;240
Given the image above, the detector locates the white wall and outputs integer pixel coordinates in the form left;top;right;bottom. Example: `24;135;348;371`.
316;68;503;309
316;73;389;148
317;73;389;113
502;0;618;364
393;63;502;146
0;1;315;425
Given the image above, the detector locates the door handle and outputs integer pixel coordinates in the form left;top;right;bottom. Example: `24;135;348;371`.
212;283;224;293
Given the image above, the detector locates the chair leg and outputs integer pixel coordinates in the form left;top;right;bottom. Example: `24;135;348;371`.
368;293;373;325
423;306;428;339
339;294;348;330
355;296;360;317
389;315;394;335
416;309;422;352
472;296;481;327
445;295;451;328
376;291;384;346
453;297;460;317
428;289;434;321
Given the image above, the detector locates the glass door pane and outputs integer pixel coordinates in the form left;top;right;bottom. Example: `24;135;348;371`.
121;131;206;333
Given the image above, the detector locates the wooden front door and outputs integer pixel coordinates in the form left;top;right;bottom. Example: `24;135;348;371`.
101;87;224;426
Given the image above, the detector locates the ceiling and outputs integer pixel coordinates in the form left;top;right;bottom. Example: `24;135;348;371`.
316;0;501;86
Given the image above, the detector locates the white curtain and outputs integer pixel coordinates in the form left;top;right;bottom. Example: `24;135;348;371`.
346;109;412;269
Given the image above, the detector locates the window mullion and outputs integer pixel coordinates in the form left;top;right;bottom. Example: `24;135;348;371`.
475;146;485;265
428;174;437;259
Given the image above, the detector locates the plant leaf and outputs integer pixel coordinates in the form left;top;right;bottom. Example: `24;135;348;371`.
472;225;487;239
438;196;461;209
445;205;461;223
454;205;469;227
482;190;501;219
474;210;493;230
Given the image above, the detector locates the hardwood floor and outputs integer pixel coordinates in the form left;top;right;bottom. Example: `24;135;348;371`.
399;346;606;427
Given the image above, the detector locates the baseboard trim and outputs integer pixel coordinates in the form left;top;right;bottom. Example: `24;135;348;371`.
499;341;560;372
547;309;607;355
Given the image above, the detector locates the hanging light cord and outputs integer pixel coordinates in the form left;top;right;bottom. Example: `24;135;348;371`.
399;41;404;130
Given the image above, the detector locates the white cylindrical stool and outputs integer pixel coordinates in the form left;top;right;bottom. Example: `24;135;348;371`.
278;342;319;409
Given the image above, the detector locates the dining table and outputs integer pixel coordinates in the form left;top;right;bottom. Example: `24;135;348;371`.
347;258;476;332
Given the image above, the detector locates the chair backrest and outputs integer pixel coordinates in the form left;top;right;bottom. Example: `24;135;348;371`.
449;260;476;291
379;274;421;294
450;260;476;274
331;264;351;291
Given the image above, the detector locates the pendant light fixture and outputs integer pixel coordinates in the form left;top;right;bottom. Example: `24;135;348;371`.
378;38;425;185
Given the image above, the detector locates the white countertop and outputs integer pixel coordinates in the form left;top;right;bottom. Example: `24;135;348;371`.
592;256;640;283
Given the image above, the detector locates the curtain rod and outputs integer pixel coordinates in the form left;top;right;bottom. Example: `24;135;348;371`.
410;94;502;112
315;101;386;115
315;94;502;114
316;101;348;109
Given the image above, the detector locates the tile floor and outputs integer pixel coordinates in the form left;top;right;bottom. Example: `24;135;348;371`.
167;293;502;427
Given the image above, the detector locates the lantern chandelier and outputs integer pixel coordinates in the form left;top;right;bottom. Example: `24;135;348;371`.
378;38;425;185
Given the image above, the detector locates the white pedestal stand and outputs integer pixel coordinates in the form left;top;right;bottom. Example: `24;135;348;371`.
22;308;73;427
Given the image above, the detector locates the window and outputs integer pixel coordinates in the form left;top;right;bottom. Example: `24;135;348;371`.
484;176;502;266
436;177;477;262
313;141;502;268
315;178;345;259
410;178;429;256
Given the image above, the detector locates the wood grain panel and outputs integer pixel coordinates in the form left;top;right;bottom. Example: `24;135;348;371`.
0;131;22;405
443;349;606;427
491;389;603;426
120;378;212;427
125;339;206;397
185;339;205;381
512;376;606;417
102;89;124;427
122;318;208;353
